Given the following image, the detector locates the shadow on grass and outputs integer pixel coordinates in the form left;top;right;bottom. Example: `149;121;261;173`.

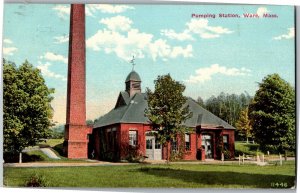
139;167;295;188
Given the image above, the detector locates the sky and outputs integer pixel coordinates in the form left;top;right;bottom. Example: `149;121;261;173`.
3;4;295;125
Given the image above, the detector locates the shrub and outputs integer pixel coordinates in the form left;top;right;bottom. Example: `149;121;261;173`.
25;173;50;187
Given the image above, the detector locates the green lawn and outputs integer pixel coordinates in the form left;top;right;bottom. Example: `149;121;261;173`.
38;138;64;148
23;139;89;163
4;161;295;188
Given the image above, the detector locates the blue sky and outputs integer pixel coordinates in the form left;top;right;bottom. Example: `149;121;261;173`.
3;4;295;124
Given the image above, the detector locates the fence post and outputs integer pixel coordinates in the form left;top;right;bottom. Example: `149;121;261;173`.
239;155;241;165
221;153;224;164
262;154;264;163
279;154;282;166
285;151;287;161
242;154;245;165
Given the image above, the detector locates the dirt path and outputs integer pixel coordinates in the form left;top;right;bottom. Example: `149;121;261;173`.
4;157;295;168
40;148;61;159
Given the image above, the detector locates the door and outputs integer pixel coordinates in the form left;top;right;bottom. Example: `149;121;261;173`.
145;136;162;160
201;134;213;159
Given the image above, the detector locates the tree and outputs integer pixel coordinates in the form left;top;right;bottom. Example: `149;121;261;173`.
249;74;295;153
3;59;54;162
86;119;94;126
196;96;205;107
145;74;192;162
235;107;252;143
205;92;252;127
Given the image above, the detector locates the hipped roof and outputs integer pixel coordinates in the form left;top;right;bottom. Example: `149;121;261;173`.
94;92;235;130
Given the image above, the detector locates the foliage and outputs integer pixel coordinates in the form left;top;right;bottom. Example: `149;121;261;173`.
122;144;144;163
3;59;55;155
196;96;205;107
49;124;64;139
248;74;295;153
86;119;94;126
205;92;252;127
236;107;252;142
170;134;186;161
145;74;192;160
223;149;231;160
235;142;261;156
24;173;50;187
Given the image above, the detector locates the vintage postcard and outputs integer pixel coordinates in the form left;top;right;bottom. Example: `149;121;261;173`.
2;3;296;189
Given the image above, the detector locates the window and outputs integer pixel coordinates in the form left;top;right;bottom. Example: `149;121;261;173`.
146;139;152;149
185;134;191;151
171;140;178;152
223;135;229;150
129;130;138;146
155;139;161;149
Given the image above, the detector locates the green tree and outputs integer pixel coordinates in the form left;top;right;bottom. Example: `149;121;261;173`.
249;74;295;153
196;96;205;107
235;107;252;143
205;92;252;127
3;59;54;162
145;74;192;162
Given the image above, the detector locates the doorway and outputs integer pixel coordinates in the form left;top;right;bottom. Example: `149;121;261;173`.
145;135;162;160
201;134;213;159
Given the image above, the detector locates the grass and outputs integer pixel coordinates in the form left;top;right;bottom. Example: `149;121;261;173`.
4;161;295;188
37;138;64;148
4;138;89;163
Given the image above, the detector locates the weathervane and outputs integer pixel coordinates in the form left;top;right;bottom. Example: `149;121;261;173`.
130;55;136;71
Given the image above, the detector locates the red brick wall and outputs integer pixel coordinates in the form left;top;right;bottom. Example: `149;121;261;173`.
119;123;150;159
222;129;235;159
183;133;197;160
64;4;89;159
64;124;91;158
66;4;86;125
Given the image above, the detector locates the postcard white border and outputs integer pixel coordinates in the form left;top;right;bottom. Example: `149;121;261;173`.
0;1;298;193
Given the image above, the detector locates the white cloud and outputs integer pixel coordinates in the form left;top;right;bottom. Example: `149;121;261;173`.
3;38;17;56
37;61;67;81
100;16;133;32
54;35;69;44
257;7;270;17
273;27;295;40
3;47;18;56
87;16;193;61
161;18;233;41
185;64;251;84
86;4;134;15
4;38;13;44
40;52;68;64
160;29;194;41
186;19;233;39
53;5;70;18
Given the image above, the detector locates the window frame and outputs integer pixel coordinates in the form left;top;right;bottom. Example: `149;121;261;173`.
129;130;138;147
185;133;191;151
223;135;229;150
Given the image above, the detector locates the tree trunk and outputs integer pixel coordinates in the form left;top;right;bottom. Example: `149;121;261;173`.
19;152;22;163
285;150;287;161
166;142;170;164
246;137;249;144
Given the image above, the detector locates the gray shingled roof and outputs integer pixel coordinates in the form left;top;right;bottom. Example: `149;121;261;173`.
183;98;235;129
94;93;235;130
94;93;148;128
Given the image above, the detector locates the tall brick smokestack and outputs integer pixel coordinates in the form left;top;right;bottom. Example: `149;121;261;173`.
64;4;88;159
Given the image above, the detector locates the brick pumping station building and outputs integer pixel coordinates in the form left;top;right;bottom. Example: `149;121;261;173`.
63;4;235;162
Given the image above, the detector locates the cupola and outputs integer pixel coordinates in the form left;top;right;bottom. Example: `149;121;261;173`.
125;70;141;97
